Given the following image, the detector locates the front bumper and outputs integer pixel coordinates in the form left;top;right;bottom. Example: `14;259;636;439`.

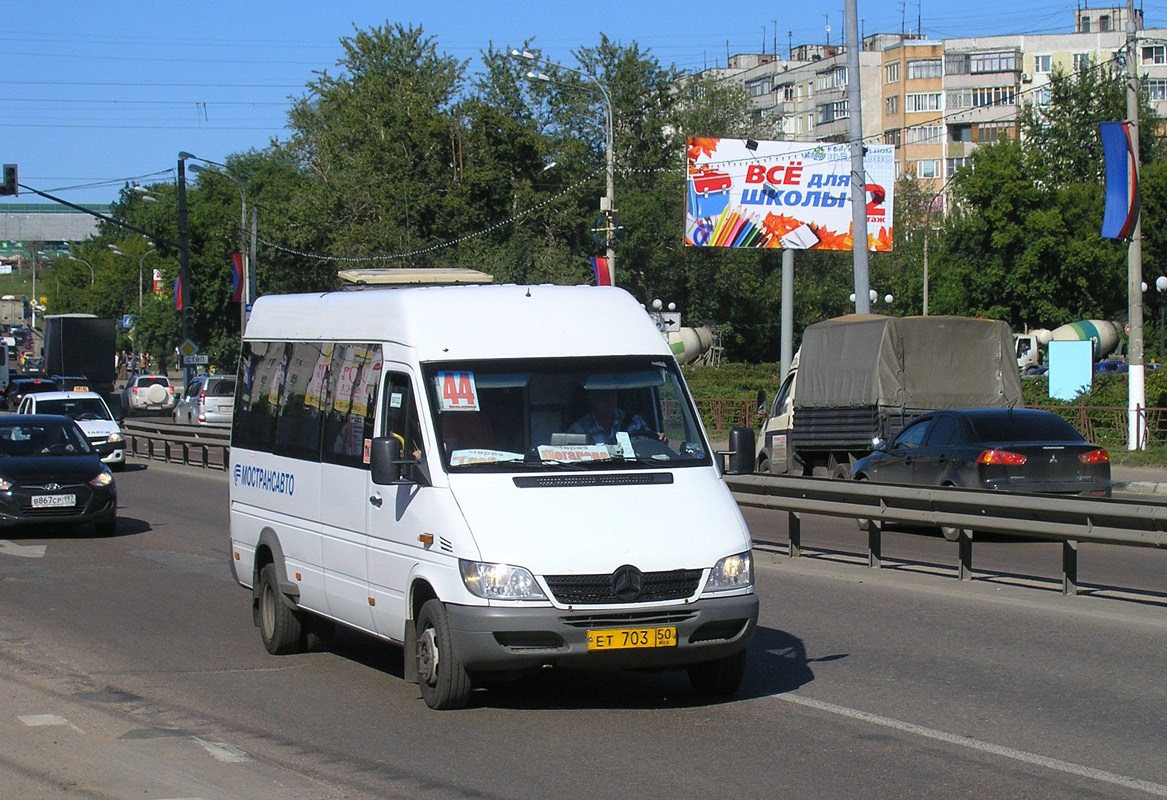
444;593;759;673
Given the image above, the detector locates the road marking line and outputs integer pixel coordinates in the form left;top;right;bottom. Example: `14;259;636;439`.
0;540;47;558
192;737;252;763
774;693;1167;797
18;714;83;733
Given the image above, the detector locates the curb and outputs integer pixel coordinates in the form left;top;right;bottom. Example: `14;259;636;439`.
1116;480;1167;495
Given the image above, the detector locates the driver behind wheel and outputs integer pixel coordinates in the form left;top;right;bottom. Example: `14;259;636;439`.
568;389;667;445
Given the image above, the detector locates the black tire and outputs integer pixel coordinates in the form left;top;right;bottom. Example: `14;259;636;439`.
688;649;747;697
258;563;305;655
415;599;471;710
757;455;771;475
93;517;117;537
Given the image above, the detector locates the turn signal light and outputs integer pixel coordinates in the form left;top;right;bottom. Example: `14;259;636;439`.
976;449;1027;465
1078;448;1110;465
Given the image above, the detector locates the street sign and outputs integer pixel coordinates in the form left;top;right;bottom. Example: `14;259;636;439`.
182;354;209;366
179;338;198;358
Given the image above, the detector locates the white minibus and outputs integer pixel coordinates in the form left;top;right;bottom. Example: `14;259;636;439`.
228;284;758;709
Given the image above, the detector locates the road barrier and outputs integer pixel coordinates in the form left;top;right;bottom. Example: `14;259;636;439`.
122;422;1167;597
122;419;229;470
725;473;1167;596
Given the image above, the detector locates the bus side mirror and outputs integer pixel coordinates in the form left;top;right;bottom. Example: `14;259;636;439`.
722;426;756;475
370;436;403;485
756;388;767;416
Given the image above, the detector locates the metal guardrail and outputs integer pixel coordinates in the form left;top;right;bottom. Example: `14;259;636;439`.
725;474;1167;596
118;421;1167;596
122;419;230;470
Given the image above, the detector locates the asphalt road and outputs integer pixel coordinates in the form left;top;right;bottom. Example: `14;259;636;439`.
0;460;1164;799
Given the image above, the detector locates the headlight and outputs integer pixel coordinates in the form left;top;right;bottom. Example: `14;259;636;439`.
0;477;11;492
89;470;114;488
706;552;753;592
107;432;124;444
460;560;546;600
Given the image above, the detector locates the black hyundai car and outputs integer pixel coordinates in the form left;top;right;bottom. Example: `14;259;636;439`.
0;415;118;536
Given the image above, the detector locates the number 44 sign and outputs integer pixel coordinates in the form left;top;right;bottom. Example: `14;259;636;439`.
437;371;480;411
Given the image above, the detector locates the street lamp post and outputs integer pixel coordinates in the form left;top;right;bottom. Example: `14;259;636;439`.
109;241;155;310
511;49;617;284
65;254;94;286
187;158;252;331
177;153;193;390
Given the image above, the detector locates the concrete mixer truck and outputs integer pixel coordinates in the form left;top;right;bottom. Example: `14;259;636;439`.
1014;320;1125;376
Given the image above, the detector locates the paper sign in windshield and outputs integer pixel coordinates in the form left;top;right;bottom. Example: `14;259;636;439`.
437;371;480;411
536;444;612;462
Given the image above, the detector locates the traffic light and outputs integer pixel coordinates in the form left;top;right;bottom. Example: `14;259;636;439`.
182;306;195;332
1;164;16;196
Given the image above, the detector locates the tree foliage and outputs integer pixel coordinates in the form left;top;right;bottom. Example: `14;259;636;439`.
58;22;1167;372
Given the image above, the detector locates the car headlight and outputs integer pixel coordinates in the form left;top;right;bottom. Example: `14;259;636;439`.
706;552;754;592
89;469;114;488
0;477;11;492
107;432;124;444
459;560;546;600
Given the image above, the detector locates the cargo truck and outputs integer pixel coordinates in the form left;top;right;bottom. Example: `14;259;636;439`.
756;314;1024;477
42;314;118;401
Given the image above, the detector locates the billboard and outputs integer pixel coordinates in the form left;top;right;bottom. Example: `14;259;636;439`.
685;137;895;251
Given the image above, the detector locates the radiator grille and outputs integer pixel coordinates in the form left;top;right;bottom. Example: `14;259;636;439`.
544;568;702;605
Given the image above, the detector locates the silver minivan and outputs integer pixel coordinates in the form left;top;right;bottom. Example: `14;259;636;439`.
174;375;236;427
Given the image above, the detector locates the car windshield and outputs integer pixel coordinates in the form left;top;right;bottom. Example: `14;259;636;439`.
0;421;92;457
37;398;112;421
421;356;710;471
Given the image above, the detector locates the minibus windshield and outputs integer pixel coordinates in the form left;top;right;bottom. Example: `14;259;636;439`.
422;356;711;471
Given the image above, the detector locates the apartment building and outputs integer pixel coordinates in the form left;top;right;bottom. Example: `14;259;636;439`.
703;7;1167;203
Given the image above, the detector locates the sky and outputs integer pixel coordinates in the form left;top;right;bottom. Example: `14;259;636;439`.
5;0;1167;207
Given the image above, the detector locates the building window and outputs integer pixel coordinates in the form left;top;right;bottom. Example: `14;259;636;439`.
1034;54;1052;73
817;100;849;124
950;124;972;143
1080;17;1091;33
1143;45;1167;65
1099;14;1111;32
971;86;1017;107
977;121;1013;143
783;84;796;101
886;61;901;83
747;77;772;97
1149;79;1167;101
906;92;942;112
946;157;969;176
885;128;902;147
970;51;1018;73
885;95;899;115
907;59;942;79
913;159;941;179
1036;87;1051;106
906;125;943;144
1072;52;1092;72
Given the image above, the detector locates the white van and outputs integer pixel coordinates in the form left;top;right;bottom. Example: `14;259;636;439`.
228;284;758;709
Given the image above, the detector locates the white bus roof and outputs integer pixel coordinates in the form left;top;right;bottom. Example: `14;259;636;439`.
244;284;671;361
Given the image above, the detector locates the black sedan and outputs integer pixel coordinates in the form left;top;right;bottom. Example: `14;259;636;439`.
3;377;60;411
0;415;117;536
852;408;1110;540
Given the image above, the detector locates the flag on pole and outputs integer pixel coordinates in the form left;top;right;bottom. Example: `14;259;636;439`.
1100;121;1139;239
173;276;183;311
230;251;244;303
590;256;612;286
